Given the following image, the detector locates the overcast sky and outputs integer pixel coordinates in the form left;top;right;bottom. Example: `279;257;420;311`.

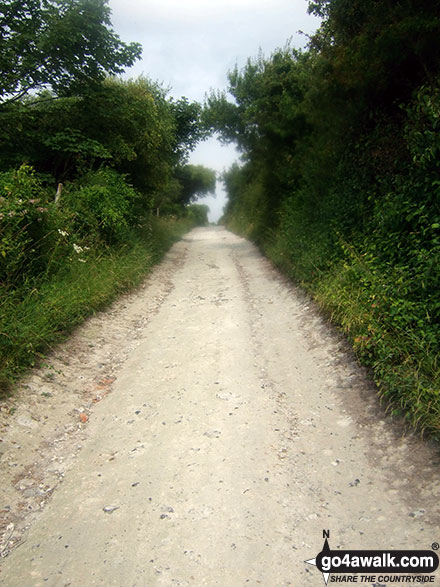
108;0;320;221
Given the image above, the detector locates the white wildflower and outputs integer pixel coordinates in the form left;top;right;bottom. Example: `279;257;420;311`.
73;243;83;254
58;229;69;237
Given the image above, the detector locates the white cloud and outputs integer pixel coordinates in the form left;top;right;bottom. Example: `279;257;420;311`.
109;0;319;101
111;0;298;30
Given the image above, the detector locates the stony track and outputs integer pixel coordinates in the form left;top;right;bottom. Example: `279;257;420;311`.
0;227;438;586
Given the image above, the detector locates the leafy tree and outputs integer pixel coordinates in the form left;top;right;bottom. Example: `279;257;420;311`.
307;0;440;111
175;164;216;207
204;48;310;232
0;0;142;105
203;89;243;146
170;98;206;162
0;77;207;214
186;203;210;226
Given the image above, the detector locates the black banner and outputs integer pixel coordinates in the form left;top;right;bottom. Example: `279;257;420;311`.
316;540;439;575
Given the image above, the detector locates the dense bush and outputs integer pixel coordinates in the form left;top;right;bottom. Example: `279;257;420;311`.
0;164;143;287
0;165;62;286
62;168;141;244
186;204;210;226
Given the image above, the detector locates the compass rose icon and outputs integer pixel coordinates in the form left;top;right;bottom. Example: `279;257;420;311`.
305;537;331;585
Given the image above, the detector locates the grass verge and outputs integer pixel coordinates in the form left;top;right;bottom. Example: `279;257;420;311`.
264;234;440;440
0;217;192;395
